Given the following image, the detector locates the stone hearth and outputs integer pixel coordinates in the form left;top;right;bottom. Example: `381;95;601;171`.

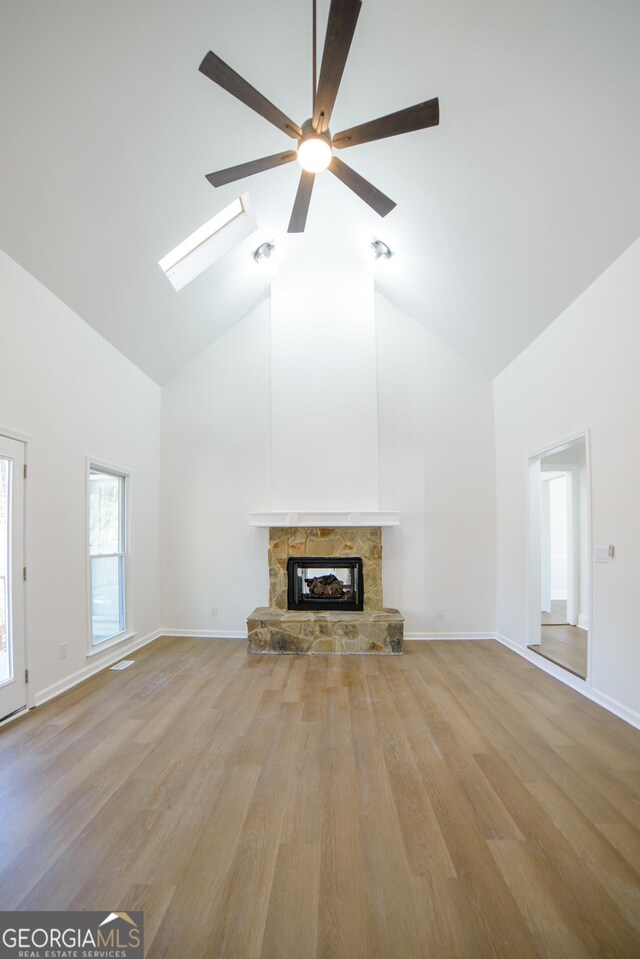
247;608;403;654
247;526;404;655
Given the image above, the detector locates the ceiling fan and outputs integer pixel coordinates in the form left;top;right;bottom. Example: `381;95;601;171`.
199;0;439;233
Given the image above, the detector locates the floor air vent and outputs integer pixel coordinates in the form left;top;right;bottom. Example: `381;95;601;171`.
110;660;135;671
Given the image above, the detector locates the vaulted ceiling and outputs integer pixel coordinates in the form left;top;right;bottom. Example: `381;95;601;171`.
1;0;639;383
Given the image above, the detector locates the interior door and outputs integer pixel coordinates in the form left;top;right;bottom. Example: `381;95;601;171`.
0;435;26;720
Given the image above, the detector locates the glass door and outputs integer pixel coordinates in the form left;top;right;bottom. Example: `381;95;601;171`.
0;435;26;720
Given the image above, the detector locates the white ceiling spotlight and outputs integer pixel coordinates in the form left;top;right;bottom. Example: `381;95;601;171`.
371;239;393;261
253;241;276;264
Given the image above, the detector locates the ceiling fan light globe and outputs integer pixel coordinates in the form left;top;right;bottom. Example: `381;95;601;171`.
297;136;332;173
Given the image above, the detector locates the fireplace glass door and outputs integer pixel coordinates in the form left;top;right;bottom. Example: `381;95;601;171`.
287;557;364;611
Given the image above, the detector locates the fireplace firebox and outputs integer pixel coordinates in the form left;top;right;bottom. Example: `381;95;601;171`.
287;557;364;611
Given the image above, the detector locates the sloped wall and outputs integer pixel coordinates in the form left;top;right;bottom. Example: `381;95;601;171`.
376;296;496;635
160;263;497;637
494;237;640;723
0;248;161;704
160;300;271;633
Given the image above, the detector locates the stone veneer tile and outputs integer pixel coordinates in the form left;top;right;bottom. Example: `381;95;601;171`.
247;607;404;655
268;527;383;611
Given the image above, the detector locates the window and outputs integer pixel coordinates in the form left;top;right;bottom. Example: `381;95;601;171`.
158;192;257;291
89;466;127;646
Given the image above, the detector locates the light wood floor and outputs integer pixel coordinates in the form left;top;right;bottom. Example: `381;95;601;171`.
541;600;569;626
529;624;588;678
1;637;639;958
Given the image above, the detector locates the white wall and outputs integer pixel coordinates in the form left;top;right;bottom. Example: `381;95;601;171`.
160;301;271;633
159;274;497;638
494;237;640;720
271;257;379;510
548;475;568;600
376;296;496;635
0;248;161;703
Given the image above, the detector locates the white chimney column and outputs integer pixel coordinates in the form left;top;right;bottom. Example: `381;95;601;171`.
269;255;380;511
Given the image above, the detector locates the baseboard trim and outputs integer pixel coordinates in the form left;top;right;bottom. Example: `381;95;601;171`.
161;629;247;640
164;631;493;645
494;632;640;732
405;632;494;641
589;688;640;731
164;630;495;643
166;630;492;642
33;628;163;708
578;613;589;631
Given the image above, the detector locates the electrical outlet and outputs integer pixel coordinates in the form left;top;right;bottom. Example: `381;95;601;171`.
59;643;67;659
211;606;218;617
437;608;445;619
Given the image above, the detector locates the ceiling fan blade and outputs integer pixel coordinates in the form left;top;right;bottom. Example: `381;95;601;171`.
287;171;315;233
328;156;396;217
199;51;302;139
312;0;362;133
332;98;440;150
206;151;297;188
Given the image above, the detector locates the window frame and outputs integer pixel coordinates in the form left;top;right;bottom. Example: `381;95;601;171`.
86;458;133;655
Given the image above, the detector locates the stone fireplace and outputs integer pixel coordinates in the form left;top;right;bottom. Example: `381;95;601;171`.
247;524;404;654
244;264;402;654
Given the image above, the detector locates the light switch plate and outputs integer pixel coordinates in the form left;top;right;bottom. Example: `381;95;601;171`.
594;547;609;564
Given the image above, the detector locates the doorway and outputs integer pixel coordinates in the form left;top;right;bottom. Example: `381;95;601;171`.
528;434;589;679
0;434;27;720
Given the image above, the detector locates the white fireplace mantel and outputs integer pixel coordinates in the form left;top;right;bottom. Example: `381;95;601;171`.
249;511;400;528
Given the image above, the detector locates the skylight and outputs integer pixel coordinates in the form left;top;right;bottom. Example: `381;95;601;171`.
159;192;257;291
